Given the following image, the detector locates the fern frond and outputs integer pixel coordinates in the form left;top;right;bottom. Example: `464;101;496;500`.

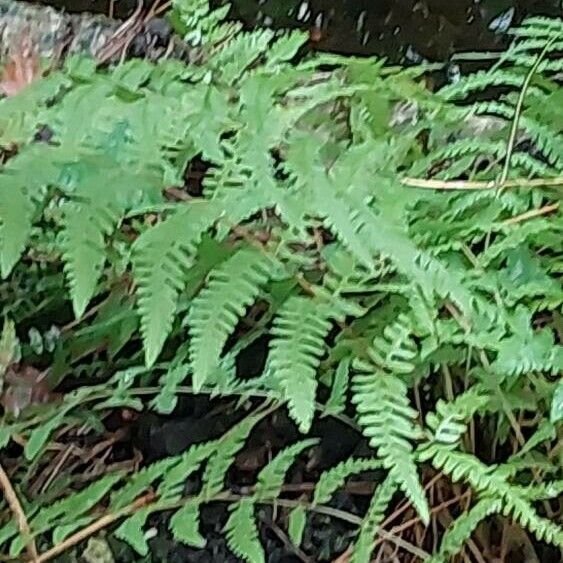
61;200;120;318
323;357;351;417
440;70;526;100
114;509;152;556
188;247;280;390
431;497;501;562
365;315;418;374
209;30;274;85
426;385;490;447
170;500;206;548
159;441;217;500
423;445;563;546
254;439;318;500
519;116;563;170
351;475;397;563
225;498;265;563
314;457;383;505
8;475;121;557
352;320;429;526
288;505;307;547
510;16;563;39
0;181;35;278
0;146;58;278
201;412;263;499
132;202;218;366
265;31;308;68
268;296;334;433
110;457;179;509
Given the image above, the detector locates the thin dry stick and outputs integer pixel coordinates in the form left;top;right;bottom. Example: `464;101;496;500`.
0;461;38;561
502;202;559;225
401;176;563;191
499;36;557;186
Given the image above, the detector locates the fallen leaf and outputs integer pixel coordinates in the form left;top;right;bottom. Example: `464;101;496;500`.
0;365;61;416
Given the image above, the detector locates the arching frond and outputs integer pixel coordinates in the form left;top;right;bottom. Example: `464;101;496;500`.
188;247;280;390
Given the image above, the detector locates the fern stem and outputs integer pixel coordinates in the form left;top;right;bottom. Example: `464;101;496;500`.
499;36;557;186
128;385;361;431
163;492;431;560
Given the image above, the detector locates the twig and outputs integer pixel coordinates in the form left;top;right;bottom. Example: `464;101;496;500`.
0;461;38;561
502;203;559;225
34;496;151;563
401;176;563;191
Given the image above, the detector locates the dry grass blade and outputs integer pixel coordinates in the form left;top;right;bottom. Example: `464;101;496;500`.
0;461;38;561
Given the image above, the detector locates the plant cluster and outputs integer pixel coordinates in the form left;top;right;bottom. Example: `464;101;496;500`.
0;1;561;561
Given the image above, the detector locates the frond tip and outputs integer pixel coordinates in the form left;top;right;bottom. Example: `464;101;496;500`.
268;296;334;433
188;247;279;391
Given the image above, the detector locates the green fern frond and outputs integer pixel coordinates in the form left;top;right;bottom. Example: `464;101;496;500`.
159;441;218;500
265;31;309;68
114;509;152;556
225;498;265;563
170;501;206;548
423;445;563;546
351;475;397;563
61;201;121;318
519;117;563;170
500;495;563;546
352;337;429;524
132;202;218;366
254;439;318;500
209;30;274;85
8;475;121;557
430;497;501;562
440;70;526;100
314;457;383;505
518;480;563;501
510;16;563;39
268;296;334;433
288;505;307;547
110;457;179;509
323;357;351;417
0;181;36;278
510;152;556;177
426;385;490;447
188;247;280;391
201;412;263;499
365;315;418;374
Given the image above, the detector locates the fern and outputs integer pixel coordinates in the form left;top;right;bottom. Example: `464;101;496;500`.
0;7;562;562
423;445;563;546
225;498;265;563
430;497;502;562
351;476;397;563
188;247;279;390
170;501;207;548
425;385;491;447
314;457;383;505
0;180;36;278
132;202;218;366
201;411;264;499
9;475;121;557
254;439;318;500
352;317;429;524
268;296;334;433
